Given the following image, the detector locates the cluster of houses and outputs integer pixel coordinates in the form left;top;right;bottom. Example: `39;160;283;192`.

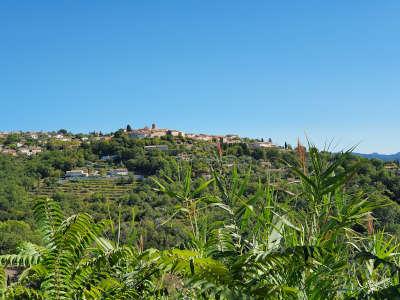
123;124;273;149
185;133;241;143
0;147;42;156
129;123;184;138
129;124;243;144
0;131;114;157
15;146;42;156
0;132;42;156
0;126;277;160
0;131;68;157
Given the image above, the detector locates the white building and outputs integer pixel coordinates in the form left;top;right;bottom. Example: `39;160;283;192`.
65;170;89;178
249;141;276;149
18;147;42;156
19;148;31;155
55;134;71;142
223;134;241;144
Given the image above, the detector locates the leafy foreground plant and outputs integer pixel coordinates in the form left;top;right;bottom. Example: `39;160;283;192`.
2;147;400;299
0;197;164;299
154;147;400;299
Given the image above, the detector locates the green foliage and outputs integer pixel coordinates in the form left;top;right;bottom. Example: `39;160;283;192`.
1;134;400;298
0;221;40;255
149;147;400;299
0;197;153;299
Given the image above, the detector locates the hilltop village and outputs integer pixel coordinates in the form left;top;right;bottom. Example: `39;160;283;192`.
129;123;243;142
1;124;399;182
0;124;280;181
0;123;276;155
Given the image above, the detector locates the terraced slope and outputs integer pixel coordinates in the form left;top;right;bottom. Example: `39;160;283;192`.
32;179;135;201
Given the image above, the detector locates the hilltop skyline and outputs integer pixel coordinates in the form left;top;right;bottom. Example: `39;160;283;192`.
0;123;394;155
1;1;400;153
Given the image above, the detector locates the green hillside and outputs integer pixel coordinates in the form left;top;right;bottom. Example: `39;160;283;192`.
31;179;136;202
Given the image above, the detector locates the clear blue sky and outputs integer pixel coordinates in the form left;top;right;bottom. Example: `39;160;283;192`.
1;1;399;153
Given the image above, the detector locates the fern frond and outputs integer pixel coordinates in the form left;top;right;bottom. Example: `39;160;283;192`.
33;197;63;246
0;253;42;268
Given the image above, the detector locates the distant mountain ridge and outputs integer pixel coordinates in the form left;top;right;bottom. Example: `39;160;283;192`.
354;152;400;162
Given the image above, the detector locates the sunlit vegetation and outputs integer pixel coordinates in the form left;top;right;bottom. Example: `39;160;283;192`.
1;143;400;299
